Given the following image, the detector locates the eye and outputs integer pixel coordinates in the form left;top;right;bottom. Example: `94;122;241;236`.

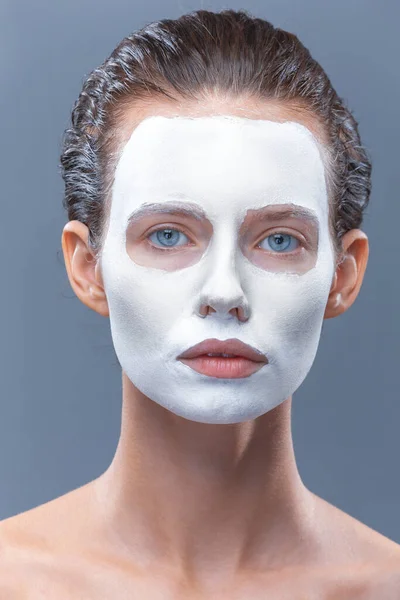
147;228;190;249
258;232;300;253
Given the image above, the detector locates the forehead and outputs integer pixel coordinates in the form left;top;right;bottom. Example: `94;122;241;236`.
112;115;328;221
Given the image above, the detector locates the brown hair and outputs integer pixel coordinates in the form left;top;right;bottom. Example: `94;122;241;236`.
59;8;371;263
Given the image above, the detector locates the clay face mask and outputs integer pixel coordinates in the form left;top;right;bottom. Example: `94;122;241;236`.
100;115;336;424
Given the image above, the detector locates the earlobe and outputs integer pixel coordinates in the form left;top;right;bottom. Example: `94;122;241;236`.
61;221;110;318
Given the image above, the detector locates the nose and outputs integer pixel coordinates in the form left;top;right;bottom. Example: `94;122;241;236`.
195;247;250;322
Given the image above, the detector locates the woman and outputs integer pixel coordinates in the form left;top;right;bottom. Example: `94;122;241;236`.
1;8;399;598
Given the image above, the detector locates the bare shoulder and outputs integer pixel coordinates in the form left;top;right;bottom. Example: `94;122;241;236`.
316;492;400;558
329;560;400;600
0;481;94;549
311;492;400;598
0;480;98;598
0;519;40;599
364;561;400;599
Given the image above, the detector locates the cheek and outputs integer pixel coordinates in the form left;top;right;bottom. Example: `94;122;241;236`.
250;270;330;340
105;263;194;331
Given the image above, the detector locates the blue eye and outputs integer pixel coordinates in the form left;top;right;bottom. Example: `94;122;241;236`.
259;233;299;252
147;229;300;252
148;228;189;248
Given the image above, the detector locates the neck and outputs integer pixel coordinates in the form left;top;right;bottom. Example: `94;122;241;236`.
93;371;318;589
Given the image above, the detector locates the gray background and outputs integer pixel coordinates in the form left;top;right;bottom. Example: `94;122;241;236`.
0;0;399;542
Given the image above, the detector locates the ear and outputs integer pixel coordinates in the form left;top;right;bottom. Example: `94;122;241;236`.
61;220;109;317
324;229;369;319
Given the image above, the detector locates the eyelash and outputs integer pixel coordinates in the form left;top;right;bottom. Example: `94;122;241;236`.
145;226;306;254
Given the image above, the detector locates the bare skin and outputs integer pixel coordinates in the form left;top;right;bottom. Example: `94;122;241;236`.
1;96;400;598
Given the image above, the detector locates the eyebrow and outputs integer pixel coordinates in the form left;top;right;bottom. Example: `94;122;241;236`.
126;200;319;229
127;200;207;226
243;204;320;229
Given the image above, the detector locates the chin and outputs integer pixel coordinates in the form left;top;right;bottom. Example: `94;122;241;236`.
158;396;287;425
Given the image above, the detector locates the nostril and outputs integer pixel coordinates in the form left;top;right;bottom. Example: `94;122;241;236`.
236;306;250;322
197;305;249;321
198;305;216;317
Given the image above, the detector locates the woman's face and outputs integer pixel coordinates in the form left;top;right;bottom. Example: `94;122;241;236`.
99;112;336;424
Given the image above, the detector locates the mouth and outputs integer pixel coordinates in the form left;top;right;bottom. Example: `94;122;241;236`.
177;338;268;379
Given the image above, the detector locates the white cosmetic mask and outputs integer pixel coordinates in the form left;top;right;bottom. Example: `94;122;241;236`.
100;115;336;424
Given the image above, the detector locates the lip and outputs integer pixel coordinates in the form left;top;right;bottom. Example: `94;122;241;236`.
177;338;268;379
